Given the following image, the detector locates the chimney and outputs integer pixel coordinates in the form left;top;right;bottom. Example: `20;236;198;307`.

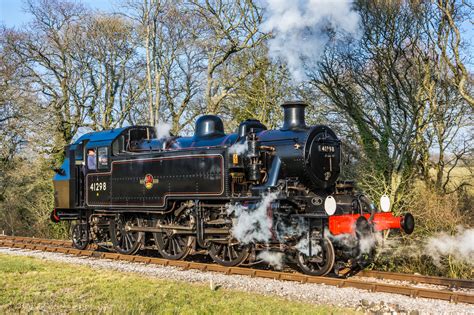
281;101;307;131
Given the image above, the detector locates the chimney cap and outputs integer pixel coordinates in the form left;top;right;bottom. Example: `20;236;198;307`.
281;100;308;108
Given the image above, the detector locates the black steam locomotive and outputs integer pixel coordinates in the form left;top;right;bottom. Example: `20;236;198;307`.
51;101;414;276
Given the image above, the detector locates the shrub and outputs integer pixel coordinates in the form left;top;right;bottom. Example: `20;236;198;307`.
372;183;473;279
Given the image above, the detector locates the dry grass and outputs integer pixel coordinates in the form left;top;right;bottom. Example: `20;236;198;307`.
409;182;468;235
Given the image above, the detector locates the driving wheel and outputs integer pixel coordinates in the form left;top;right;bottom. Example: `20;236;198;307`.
71;220;89;250
208;241;250;267
109;215;144;255
153;215;193;260
297;236;335;276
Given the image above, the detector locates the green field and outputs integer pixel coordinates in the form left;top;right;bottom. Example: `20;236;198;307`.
0;254;355;314
428;166;474;194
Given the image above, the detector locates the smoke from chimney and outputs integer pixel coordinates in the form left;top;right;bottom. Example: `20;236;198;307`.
261;0;360;82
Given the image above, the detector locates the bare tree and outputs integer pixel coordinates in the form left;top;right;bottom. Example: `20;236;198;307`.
78;14;144;130
190;0;266;114
4;0;89;163
415;0;473;193
310;1;473;203
0;27;31;163
417;59;473;193
221;44;293;130
125;0;168;126
432;0;474;109
158;5;205;133
0;26;56;237
310;1;432;204
0;26;34;202
124;1;203;132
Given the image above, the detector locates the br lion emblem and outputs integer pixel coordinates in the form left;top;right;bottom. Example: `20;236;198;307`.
140;174;158;189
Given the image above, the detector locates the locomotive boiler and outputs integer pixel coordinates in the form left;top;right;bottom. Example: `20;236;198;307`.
51;101;414;276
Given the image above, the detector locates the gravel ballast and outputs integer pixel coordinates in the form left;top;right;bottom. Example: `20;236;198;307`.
0;247;472;314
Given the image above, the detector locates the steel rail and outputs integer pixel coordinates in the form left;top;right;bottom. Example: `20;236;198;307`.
0;236;473;304
357;270;474;290
0;235;71;246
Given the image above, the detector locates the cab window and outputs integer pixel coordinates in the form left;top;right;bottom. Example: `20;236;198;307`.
97;147;109;169
112;135;125;155
74;142;84;161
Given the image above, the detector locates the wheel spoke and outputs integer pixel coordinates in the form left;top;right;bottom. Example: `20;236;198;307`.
168;238;174;254
230;246;237;260
122;234;128;250
126;234;133;250
227;247;233;261
131;233;138;246
173;237;180;252
171;238;177;255
163;236;170;249
124;233;129;249
176;237;184;253
216;244;223;256
173;238;181;254
177;236;185;247
222;246;228;260
119;232;125;248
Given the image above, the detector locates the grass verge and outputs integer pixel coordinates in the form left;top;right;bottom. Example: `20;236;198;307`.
0;254;356;314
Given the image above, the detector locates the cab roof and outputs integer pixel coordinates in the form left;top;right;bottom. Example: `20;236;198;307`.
74;127;128;144
73;126;155;148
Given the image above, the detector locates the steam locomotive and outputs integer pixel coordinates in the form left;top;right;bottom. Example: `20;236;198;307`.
51;101;414;276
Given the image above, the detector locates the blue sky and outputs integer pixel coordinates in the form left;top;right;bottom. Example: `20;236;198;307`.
1;0;472;67
1;0;116;27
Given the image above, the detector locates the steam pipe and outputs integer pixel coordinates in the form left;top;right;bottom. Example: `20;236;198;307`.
251;156;281;193
266;156;281;187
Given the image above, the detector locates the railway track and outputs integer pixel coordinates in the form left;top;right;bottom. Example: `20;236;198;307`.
0;235;473;304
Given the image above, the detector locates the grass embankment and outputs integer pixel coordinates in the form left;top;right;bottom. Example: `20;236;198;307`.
0;254;355;314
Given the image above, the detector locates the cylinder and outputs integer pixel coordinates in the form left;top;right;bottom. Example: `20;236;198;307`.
328;212;414;235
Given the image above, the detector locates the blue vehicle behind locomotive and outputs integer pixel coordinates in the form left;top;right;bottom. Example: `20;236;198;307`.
51;101;414;276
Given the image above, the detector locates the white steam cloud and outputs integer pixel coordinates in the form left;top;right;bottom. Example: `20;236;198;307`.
326;227;378;255
358;233;377;254
274;217;308;242
262;0;360;81
228;142;248;155
155;121;172;140
425;227;474;266
257;251;285;270
295;237;321;256
227;192;278;244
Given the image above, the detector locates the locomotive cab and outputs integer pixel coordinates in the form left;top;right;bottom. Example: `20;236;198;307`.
52;126;156;216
